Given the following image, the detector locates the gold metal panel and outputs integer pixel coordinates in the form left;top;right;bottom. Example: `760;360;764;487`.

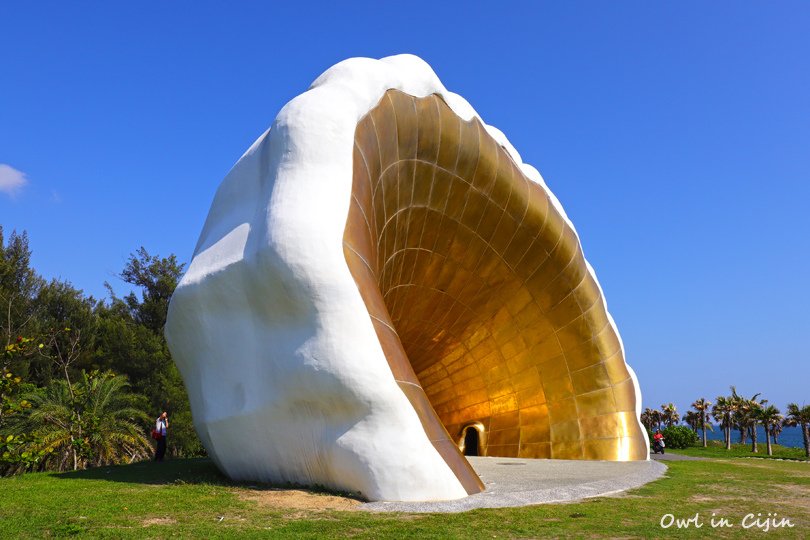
487;444;519;458
583;439;621;460
552;441;584;459
519;404;550;428
389;91;418;160
477;203;505;244
570;363;612;395
490;410;520;431
603;350;632;386
505;171;529;224
428;169;453;213
415;96;441;162
490;156;514;209
344;90;646;493
356;117;382;185
502;226;535;270
512;367;542;392
612;378;639;412
470;123;499;196
579;413;620;439
490;213;519;254
575;387;618;418
455;117;481;181
521;423;552;444
523;182;550;234
548;397;579;426
556;316;597;356
550;419;582;443
518;238;551;278
371;95;399;169
517;387;546;408
519;442;551;459
488;428;521;446
436;100;461;171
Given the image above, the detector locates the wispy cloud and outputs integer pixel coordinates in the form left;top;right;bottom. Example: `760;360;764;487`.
0;164;28;198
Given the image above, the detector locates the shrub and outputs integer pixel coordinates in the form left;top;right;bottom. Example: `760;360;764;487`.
661;425;699;449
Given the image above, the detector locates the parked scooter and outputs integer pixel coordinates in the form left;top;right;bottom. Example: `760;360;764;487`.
652;430;665;454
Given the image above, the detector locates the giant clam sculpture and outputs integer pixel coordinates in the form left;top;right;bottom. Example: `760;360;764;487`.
165;55;648;502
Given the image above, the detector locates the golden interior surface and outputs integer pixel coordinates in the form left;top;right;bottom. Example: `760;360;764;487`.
344;90;647;493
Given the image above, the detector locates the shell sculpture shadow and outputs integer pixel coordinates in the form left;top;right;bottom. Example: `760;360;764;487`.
164;55;649;503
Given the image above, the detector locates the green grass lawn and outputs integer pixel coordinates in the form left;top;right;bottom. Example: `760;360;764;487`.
669;440;809;461
0;455;808;538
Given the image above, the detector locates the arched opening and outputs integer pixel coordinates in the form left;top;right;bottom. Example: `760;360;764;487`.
463;427;480;456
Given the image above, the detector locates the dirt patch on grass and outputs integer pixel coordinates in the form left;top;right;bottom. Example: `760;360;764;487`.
142;517;178;526
236;488;361;512
775;484;810;509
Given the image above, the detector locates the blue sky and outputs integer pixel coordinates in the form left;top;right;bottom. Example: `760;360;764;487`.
2;2;808;416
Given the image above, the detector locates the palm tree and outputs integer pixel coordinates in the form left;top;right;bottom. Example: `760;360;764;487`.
765;410;784;445
641;408;663;431
771;419;783;445
729;387;747;444
683;411;699;432
25;379;78;471
660;403;680;428
785;403;810;458
653;409;663;431
691;398;712;448
81;372;153;466
24;371;152;471
712;396;734;450
749;396;768;454
730;387;766;453
640;408;657;431
756;405;781;456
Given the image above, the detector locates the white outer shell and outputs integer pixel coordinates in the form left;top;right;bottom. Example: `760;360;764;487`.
164;54;647;503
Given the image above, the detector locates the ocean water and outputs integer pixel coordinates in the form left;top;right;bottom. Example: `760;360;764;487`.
697;425;806;449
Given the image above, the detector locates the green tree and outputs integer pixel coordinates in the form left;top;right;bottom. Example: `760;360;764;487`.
691;398;712;448
660;403;680;428
119;247;183;333
784;403;810;458
1;337;47;474
103;248;201;457
683;410;699;431
661;425;699;449
729;386;767;452
23;371;151;471
756;405;781;456
0;228;44;374
770;416;783;445
640;408;658;431
32;280;98;385
711;395;736;450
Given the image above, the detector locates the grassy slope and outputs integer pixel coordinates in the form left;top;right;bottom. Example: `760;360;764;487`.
0;456;808;538
669;441;809;461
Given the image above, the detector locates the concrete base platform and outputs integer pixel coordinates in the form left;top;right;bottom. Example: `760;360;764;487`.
362;456;667;513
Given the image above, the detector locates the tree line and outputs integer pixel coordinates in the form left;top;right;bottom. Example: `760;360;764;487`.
641;388;810;457
0;227;201;475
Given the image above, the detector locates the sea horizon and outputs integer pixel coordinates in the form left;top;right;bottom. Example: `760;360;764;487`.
671;424;806;449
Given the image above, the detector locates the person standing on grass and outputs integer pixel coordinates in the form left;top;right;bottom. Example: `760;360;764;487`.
155;411;169;462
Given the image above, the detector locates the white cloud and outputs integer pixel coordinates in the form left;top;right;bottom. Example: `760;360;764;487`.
0;164;29;198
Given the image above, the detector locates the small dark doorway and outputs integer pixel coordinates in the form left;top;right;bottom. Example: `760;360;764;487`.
463;427;479;456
